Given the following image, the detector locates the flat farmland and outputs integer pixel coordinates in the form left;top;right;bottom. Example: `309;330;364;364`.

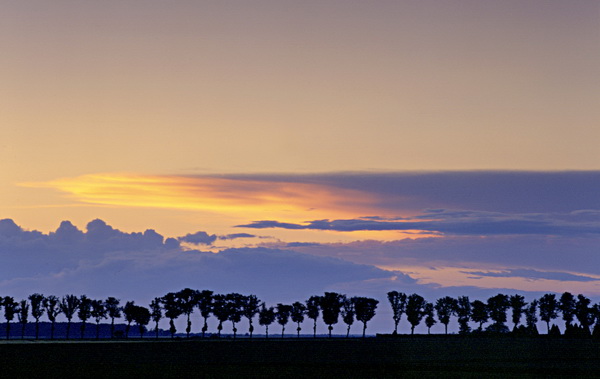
1;336;598;378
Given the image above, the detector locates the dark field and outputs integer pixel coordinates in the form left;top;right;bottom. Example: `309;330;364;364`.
2;336;599;378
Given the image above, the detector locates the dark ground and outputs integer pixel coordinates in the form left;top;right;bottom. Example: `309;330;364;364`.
1;336;599;378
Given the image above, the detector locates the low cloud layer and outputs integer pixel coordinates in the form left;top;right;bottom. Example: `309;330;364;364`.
463;269;600;283
239;209;600;236
0;218;408;306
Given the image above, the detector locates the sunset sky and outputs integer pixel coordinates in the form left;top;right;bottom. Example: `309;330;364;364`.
1;1;599;333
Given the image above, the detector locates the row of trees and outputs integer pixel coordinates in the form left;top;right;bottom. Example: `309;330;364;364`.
0;290;379;340
1;290;597;339
387;291;600;336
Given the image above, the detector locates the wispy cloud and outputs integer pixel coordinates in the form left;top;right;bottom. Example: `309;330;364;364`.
463;269;600;283
239;209;600;236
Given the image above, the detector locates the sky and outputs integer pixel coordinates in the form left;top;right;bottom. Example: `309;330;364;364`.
1;1;599;334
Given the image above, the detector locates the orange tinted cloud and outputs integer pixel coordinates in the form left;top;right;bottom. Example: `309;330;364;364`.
21;173;383;223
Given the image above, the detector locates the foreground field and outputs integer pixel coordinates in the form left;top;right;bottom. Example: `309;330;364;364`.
1;336;599;378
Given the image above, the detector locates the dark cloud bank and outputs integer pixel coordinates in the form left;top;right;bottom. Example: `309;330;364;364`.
0;219;408;304
221;171;600;214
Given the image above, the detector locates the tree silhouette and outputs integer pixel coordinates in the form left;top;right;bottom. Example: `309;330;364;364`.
525;299;539;334
575;294;593;334
486;294;510;333
435;296;457;335
123;301;136;338
195;290;213;338
28;293;45;340
258;303;276;338
470;300;488;331
387;291;407;335
592;304;600;337
455;296;471;334
558;292;576;329
17;299;29;340
341;298;354;338
78;295;93;339
242;294;260;339
102;297;121;339
406;293;426;335
150;297;163;339
509;294;527;331
539;293;559;333
424;302;436;334
43;295;61;340
162;292;183;338
275;304;292;338
211;294;229;338
306;296;321;338
353;297;379;338
176;288;198;338
91;299;107;339
132;305;151;338
290;301;306;338
3;297;18;340
60;294;80;339
226;293;245;339
320;292;345;338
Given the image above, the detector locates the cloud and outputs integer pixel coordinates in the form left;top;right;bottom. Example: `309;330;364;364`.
0;218;411;307
463;269;600;283
178;231;218;245
222;171;600;214
270;235;600;281
238;208;600;236
286;242;323;248
218;233;256;240
24;172;600;227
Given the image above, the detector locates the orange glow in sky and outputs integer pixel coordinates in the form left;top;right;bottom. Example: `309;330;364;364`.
22;173;379;220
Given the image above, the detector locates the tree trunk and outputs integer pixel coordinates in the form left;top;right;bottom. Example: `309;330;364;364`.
66;320;71;339
202;318;208;338
411;325;415;335
297;323;301;338
111;319;115;339
249;322;254;339
126;322;131;338
233;322;237;339
140;325;144;339
51;321;55;340
186;314;191;338
346;325;350;338
546;321;550;334
313;320;317;338
281;325;284;338
393;320;399;335
265;325;269;339
328;325;333;338
445;323;448;334
155;321;160;339
362;322;367;338
170;319;176;338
